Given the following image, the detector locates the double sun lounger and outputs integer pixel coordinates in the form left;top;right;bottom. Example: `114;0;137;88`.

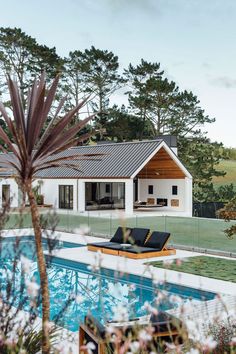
87;226;176;259
80;311;185;353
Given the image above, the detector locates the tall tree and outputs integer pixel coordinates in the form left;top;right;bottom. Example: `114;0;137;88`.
62;50;87;116
74;46;125;139
125;59;164;140
0;73;97;353
0;27;63;105
179;137;226;202
106;104;135;141
125;59;214;139
168;90;214;137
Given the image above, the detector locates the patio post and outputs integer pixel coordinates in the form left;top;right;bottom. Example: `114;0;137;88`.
78;179;86;212
125;179;134;215
185;177;193;216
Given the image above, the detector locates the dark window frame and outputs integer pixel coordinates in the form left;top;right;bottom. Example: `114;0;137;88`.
105;183;111;193
172;185;178;195
148;185;154;194
59;185;73;209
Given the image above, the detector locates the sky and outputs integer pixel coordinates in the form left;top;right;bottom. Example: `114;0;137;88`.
1;0;236;147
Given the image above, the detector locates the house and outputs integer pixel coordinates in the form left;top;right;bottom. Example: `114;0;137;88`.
0;138;192;216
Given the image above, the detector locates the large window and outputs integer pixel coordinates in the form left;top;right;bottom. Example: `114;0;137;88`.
85;182;125;210
59;185;73;209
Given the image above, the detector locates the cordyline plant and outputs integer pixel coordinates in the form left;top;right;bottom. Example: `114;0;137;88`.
0;73;98;354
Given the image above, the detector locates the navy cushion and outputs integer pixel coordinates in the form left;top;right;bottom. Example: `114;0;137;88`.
130;228;150;246
88;242;117;248
101;243;123;250
120;246;157;254
145;231;170;250
110;227;132;243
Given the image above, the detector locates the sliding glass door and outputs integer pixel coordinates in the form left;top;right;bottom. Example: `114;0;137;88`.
85;182;125;210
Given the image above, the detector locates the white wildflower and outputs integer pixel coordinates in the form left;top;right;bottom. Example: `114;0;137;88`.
141;301;157;315
129;341;140;352
76;225;90;235
138;329;152;342
128;284;136;292
20;255;32;273
201;335;217;351
186;349;200;354
163;259;174;266
165;342;178;350
85;341;96;354
75;295;85;304
44;321;54;332
231;336;236;344
112;303;129;322
169;294;182;305
155;291;167;304
25;279;40;298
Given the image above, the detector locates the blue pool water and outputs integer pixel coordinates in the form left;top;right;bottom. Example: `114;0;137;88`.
0;237;216;332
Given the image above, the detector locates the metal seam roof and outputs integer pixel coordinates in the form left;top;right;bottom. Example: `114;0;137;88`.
0;139;183;179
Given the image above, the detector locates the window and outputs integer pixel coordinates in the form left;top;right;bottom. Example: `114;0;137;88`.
148;185;153;194
172;185;178;195
59;185;73;209
105;183;111;193
2;184;10;207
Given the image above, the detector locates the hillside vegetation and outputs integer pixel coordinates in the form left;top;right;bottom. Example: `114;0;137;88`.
213;159;236;189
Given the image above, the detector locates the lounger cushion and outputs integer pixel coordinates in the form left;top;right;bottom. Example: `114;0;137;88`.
110;226;132;243
145;231;170;250
129;228;150;246
120;246;158;254
87;241;117;248
100;243;123;250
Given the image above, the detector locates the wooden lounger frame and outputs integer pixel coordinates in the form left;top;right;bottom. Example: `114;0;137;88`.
87;245;176;259
79;322;180;354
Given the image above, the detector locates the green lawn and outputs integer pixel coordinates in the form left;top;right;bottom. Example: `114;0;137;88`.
5;212;236;254
146;256;236;282
213;159;236;189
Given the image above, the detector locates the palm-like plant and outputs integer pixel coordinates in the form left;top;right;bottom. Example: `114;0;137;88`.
0;73;97;353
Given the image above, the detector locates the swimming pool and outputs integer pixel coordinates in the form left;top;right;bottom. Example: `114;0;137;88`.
0;237;216;332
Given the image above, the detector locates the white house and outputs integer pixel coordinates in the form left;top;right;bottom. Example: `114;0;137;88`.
0;138;192;216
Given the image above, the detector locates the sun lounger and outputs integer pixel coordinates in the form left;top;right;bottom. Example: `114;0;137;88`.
119;231;176;259
79;311;185;354
87;227;150;255
88;228;176;259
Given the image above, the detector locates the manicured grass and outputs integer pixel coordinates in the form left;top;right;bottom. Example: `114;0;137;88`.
5;212;236;254
146;256;236;282
213;159;236;189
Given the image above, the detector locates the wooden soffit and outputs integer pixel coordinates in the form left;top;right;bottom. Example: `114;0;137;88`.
137;147;186;179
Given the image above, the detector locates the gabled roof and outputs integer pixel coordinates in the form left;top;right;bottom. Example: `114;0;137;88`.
0;139;192;179
36;140;163;179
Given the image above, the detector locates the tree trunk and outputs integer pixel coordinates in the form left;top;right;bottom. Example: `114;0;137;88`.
26;180;50;354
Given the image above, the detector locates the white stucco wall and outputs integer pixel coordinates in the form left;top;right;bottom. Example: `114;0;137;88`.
38;178;133;214
39;179;78;210
0;178;19;208
138;178;187;211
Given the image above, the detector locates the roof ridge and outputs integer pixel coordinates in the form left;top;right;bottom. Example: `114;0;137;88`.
70;139;163;149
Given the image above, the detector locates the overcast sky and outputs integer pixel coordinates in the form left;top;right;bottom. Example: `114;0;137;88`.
1;0;236;147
